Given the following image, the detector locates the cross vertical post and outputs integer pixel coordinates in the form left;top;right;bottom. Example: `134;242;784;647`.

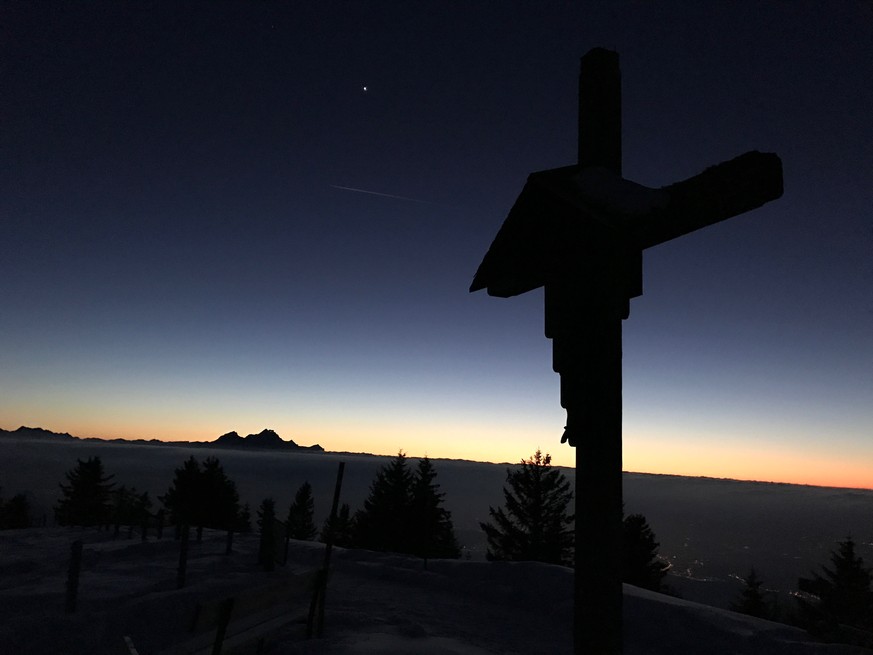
550;47;625;654
578;48;621;175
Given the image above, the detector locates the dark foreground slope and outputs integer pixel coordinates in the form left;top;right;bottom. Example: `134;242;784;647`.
0;527;868;655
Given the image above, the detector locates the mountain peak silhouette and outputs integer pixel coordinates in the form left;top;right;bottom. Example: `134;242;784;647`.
242;429;290;448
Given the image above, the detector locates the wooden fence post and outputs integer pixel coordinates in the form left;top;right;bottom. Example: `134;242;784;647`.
211;597;235;655
65;539;83;613
307;461;345;638
177;524;190;589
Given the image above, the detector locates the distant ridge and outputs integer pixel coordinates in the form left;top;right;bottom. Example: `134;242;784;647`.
1;426;78;441
0;425;324;452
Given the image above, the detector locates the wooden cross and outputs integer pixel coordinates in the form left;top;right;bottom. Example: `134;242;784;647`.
470;48;783;654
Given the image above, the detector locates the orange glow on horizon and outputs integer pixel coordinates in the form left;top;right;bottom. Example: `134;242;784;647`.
3;416;871;492
623;439;873;491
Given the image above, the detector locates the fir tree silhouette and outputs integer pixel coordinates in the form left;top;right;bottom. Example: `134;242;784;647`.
257;497;278;571
409;457;460;559
160;455;241;541
623;513;669;591
321;502;353;547
55;456;115;527
286;481;317;541
353;452;414;553
798;537;873;635
480;450;574;565
159;456;201;533
0;492;31;529
730;568;770;619
110;486;151;537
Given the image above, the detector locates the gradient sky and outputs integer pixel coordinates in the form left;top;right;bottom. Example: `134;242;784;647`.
2;3;871;488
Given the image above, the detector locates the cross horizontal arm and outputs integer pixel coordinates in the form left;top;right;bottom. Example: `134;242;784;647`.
632;151;783;250
468;152;782;299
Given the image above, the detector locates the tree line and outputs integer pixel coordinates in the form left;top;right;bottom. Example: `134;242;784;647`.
47;452;461;562
731;538;873;647
46;449;666;585
9;448;706;592
254;452;460;564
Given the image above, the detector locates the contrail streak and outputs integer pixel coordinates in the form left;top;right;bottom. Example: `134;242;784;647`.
330;185;432;204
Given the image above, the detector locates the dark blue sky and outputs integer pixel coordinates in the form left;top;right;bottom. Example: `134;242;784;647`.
2;2;871;486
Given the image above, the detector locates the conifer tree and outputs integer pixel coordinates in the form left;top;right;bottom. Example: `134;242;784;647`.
731;568;770;619
0;493;31;529
409;457;460;559
798;537;873;633
160;456;202;528
160;456;241;540
55;456;115;526
110;486;152;535
321;502;353;547
236;502;252;533
257;497;278;571
623;513;669;591
353;452;413;553
286;481;317;541
480;450;574;565
199;456;241;531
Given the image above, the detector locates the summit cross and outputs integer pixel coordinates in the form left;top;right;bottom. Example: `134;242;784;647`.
470;48;783;654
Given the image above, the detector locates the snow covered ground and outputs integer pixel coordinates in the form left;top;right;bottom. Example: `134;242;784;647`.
0;527;869;655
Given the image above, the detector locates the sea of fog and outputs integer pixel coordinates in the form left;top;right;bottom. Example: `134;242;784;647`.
2;436;872;610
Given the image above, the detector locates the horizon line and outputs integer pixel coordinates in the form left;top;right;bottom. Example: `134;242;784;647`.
3;425;871;493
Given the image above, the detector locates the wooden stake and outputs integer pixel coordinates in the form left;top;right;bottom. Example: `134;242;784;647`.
65;539;83;614
308;461;345;638
177;524;189;589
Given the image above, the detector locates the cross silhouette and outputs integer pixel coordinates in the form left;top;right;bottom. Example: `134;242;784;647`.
470;48;783;654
